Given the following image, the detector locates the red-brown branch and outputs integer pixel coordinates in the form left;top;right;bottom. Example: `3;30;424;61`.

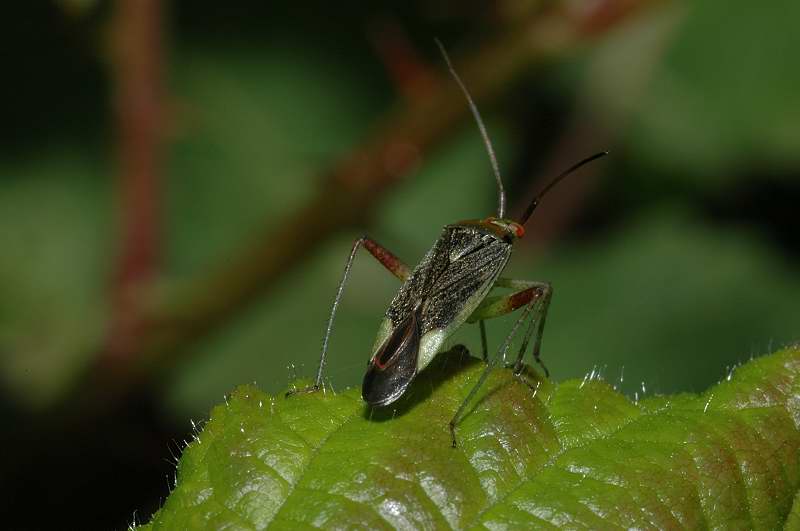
107;0;165;361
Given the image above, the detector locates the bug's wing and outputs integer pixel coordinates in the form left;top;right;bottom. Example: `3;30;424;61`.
421;228;511;333
386;227;511;335
364;226;512;405
362;306;421;406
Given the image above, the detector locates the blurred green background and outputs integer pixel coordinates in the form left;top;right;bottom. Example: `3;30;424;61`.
1;0;798;529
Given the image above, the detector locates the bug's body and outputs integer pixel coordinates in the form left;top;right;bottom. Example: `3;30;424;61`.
288;40;606;447
363;220;517;406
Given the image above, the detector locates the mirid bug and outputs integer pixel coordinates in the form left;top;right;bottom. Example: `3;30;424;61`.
290;41;606;447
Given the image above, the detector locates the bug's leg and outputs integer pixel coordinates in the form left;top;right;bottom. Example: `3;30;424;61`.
449;303;535;448
449;281;552;447
468;279;552;376
286;236;409;397
511;285;552;376
479;320;489;362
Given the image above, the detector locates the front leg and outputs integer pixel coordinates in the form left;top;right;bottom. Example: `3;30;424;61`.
287;236;409;397
450;279;551;447
467;279;553;375
449;299;539;447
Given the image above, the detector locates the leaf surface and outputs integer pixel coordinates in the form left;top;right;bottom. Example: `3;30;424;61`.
140;346;800;529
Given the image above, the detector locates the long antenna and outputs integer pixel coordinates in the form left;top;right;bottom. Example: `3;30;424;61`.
435;39;506;219
519;151;608;226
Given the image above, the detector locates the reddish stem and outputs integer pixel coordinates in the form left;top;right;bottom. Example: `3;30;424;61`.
369;17;437;104
108;0;164;360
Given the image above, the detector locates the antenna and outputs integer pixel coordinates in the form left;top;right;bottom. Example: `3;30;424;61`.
518;151;608;226
435;39;506;219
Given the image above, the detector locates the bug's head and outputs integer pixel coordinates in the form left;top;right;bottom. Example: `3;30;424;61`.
454;217;525;242
485;217;526;240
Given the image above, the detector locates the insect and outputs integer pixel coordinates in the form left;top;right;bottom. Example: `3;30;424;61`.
290;41;606;447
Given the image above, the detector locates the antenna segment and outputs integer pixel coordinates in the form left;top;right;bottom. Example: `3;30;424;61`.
435;39;506;219
519;151;608;226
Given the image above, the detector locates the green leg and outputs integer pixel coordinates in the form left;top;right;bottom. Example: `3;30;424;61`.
479;320;489;361
468;278;552;374
450;279;552;447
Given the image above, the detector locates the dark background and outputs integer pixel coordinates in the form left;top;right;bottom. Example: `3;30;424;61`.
2;1;798;529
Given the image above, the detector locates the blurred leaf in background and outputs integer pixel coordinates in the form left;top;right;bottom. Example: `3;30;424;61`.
626;0;800;178
0;155;110;407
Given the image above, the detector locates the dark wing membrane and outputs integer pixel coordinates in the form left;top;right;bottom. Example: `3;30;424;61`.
385;226;511;335
362;306;421;406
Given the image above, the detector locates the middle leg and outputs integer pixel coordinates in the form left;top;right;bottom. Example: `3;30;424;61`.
449;279;552;447
467;279;553;375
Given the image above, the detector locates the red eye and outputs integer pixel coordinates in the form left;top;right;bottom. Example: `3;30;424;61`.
512;223;525;238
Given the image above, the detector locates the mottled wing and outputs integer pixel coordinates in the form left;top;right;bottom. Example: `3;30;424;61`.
421;226;511;332
364;225;511;407
387;225;512;334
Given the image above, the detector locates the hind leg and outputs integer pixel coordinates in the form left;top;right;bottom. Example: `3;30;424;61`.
287;236;409;397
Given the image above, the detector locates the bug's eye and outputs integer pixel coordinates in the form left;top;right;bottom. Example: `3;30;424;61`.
510;222;525;238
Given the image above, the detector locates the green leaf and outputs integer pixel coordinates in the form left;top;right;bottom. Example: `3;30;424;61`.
0;153;111;408
594;0;800;181
139;346;800;529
